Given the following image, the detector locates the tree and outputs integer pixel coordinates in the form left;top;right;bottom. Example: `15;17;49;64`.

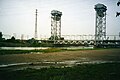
117;0;120;6
11;36;15;41
0;32;3;39
0;32;3;41
116;0;120;17
116;12;120;17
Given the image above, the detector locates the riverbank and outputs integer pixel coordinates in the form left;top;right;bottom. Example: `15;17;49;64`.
0;46;94;55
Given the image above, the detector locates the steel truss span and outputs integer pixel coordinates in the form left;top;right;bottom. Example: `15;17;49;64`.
42;35;120;47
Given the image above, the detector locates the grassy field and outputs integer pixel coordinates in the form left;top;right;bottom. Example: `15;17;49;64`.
0;63;120;80
0;48;120;80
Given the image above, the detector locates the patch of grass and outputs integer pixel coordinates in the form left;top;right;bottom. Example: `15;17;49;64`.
0;47;120;55
41;48;64;53
0;47;94;55
0;63;120;80
0;48;64;55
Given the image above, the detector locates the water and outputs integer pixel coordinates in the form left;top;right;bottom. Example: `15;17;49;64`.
63;46;94;49
0;46;94;50
0;47;50;50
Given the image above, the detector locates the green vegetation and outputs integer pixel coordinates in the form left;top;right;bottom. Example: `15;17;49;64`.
0;47;104;55
0;32;3;40
0;48;64;55
0;63;120;80
0;32;52;47
1;47;120;55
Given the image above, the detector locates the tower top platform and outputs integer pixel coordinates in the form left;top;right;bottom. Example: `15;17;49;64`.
51;10;62;17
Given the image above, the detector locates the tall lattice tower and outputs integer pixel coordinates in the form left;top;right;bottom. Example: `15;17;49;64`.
34;9;38;39
94;4;107;41
50;10;62;40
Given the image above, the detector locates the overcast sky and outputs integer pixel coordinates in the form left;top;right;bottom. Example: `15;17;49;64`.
0;0;120;39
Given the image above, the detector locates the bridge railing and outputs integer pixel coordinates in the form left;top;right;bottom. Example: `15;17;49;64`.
61;35;95;40
106;35;120;40
38;35;120;41
61;35;120;41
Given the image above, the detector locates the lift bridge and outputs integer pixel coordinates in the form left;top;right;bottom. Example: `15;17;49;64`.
40;34;120;47
42;4;120;47
52;35;120;47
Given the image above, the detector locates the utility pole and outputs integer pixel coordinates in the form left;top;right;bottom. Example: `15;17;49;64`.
35;9;38;39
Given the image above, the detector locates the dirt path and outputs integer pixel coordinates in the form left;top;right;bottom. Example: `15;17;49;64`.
0;49;120;64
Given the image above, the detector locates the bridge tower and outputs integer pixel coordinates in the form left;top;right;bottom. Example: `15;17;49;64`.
50;10;62;40
94;4;107;42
